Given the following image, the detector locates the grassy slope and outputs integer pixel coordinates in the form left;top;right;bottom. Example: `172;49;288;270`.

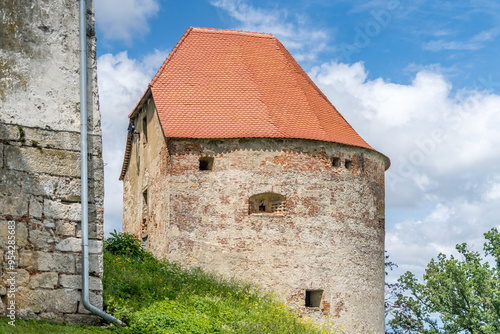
1;233;335;333
0;317;110;333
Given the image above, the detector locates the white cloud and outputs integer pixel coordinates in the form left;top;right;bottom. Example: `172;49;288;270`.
484;179;500;201
210;0;330;61
310;61;500;182
97;50;169;235
423;28;500;51
386;200;496;278
95;0;160;44
309;61;500;279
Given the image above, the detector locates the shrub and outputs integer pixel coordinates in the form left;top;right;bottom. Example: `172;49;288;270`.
104;230;150;260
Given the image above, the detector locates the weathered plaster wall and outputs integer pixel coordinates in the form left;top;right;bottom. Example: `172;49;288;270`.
123;126;387;332
0;0;104;324
123;97;172;256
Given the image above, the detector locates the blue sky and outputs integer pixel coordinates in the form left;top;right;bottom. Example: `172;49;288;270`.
95;0;500;283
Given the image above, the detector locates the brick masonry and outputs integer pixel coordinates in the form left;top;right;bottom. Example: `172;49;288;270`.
123;101;388;333
0;0;104;325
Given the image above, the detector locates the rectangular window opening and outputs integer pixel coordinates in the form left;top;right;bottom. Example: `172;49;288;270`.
199;157;214;171
142;189;148;234
305;290;323;308
142;234;149;252
344;159;352;169
332;157;341;167
142;113;148;145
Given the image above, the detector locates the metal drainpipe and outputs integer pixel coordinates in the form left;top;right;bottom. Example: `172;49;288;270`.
80;0;122;326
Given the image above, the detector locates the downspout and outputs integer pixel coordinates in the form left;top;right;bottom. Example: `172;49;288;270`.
80;0;122;325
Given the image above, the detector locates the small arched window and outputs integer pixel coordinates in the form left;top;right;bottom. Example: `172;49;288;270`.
249;193;286;215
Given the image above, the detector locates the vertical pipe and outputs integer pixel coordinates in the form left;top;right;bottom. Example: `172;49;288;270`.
80;0;122;325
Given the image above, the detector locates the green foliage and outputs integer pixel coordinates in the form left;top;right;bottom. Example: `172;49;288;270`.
103;232;335;334
104;230;151;260
389;228;500;333
0;317;109;333
17;125;25;143
31;140;43;152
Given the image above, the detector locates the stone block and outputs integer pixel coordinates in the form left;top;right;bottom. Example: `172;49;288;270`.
28;272;58;289
76;222;104;239
78;290;103;314
0;220;28;248
16;287;79;314
40;252;77;273
0;123;20;141
29;229;54;249
16;222;28;247
55;237;81;252
76;253;102;275
4;145;81;177
23;126;81;152
89;240;103;254
0;169;22;195
0;194;28;217
59;274;102;291
18;250;36;269
0;123;19;141
43;220;55;228
14;308;38;320
56;220;76;237
54;237;101;254
0;123;103;156
19;250;76;273
54;177;82;202
22;173;64;198
29;197;43;219
64;314;102;326
39;312;64;323
1;269;30;288
44;200;81;221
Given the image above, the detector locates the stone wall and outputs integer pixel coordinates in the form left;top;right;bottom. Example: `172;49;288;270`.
0;0;104;325
123;104;388;333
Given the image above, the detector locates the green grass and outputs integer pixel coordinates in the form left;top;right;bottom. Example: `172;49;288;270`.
0;317;110;333
1;232;337;333
103;232;335;333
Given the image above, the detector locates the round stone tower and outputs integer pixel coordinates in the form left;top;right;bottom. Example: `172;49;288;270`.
121;27;389;333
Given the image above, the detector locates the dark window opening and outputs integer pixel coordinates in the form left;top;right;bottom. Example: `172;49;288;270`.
142;113;148;145
259;202;266;212
332;157;341;167
305;290;323;308
142;234;149;252
249;193;286;214
199;157;214;171
141;189;148;234
344;159;352;169
142;189;149;250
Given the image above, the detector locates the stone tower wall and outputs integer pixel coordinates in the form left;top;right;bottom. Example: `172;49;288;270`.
123;105;387;333
0;0;104;324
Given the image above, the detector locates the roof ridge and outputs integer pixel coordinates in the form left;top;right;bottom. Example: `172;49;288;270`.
191;27;274;37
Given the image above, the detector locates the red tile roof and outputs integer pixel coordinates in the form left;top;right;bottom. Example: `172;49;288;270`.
120;27;388;180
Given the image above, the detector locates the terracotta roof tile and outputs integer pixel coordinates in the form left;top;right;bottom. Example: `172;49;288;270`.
120;27;388;180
